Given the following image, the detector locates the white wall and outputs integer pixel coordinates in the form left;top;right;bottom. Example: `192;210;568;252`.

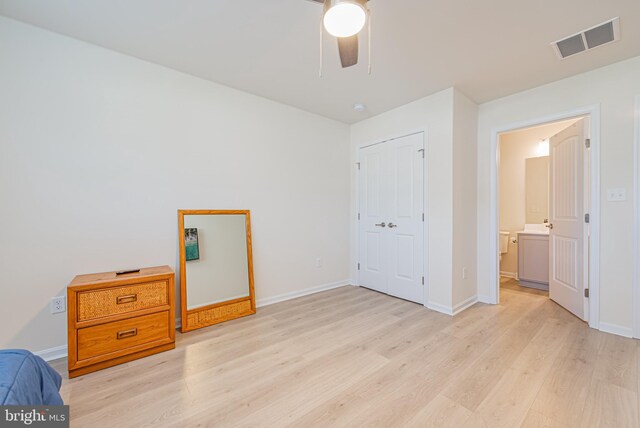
0;17;351;352
350;88;479;313
350;89;454;309
478;56;640;331
4;14;640;354
452;89;478;309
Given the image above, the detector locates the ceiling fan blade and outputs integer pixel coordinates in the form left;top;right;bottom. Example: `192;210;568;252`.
337;35;358;68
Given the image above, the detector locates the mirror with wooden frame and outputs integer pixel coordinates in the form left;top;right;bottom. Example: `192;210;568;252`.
178;210;256;333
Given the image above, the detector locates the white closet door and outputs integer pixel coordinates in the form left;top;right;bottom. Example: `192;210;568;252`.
386;134;424;303
358;134;424;304
549;119;586;320
358;143;388;294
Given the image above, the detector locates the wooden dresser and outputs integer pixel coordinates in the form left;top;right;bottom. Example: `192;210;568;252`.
67;266;175;378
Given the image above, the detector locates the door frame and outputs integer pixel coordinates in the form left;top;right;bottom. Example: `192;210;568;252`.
355;130;428;306
633;95;640;338
488;105;601;329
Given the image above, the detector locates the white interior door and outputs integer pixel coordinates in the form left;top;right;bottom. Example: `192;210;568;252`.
386;134;424;302
358;143;388;294
549;119;587;320
358;133;424;303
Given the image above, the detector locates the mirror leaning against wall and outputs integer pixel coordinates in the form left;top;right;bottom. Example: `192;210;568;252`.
178;210;256;333
525;156;549;224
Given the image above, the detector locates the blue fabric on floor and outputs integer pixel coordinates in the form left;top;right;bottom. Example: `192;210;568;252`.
0;349;63;405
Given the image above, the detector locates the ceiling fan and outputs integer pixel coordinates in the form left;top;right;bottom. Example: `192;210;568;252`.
308;0;371;70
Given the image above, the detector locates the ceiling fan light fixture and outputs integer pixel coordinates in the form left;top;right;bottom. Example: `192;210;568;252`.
323;1;366;38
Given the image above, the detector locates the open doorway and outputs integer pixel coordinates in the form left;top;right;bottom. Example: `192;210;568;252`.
498;116;591;321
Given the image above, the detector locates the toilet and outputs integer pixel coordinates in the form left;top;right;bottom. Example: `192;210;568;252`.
499;231;510;262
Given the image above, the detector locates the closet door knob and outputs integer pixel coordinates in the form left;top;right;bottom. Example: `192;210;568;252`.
388;223;397;228
375;222;386;228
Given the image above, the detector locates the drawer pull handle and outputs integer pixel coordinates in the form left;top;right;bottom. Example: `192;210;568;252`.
116;294;137;304
116;328;138;340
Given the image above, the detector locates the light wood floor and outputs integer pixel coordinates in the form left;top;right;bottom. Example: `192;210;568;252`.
51;284;639;427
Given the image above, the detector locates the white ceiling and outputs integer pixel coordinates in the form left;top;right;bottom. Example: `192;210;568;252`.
1;0;639;124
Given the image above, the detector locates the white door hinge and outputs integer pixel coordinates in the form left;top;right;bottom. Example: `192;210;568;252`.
585;138;591;149
584;288;589;298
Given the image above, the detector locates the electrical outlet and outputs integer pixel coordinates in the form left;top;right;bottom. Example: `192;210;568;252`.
316;258;323;268
51;296;66;314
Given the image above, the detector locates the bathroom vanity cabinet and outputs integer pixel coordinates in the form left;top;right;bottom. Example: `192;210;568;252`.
517;233;549;290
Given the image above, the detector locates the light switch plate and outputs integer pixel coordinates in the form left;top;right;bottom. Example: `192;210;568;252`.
606;188;626;202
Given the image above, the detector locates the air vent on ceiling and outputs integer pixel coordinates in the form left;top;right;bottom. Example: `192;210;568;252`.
551;17;620;60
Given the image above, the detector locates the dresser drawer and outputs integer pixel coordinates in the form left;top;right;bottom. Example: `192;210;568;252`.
77;281;169;322
77;311;170;361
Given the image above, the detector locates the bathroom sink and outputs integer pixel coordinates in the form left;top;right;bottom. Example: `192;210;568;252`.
518;224;549;235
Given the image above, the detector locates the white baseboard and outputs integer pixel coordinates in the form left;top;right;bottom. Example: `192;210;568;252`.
426;301;454;316
34;345;68;362
599;321;633;338
256;280;351;308
427;296;478;317
179;279;350;325
33;280;351;362
500;271;517;279
452;296;478;315
477;294;493;304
